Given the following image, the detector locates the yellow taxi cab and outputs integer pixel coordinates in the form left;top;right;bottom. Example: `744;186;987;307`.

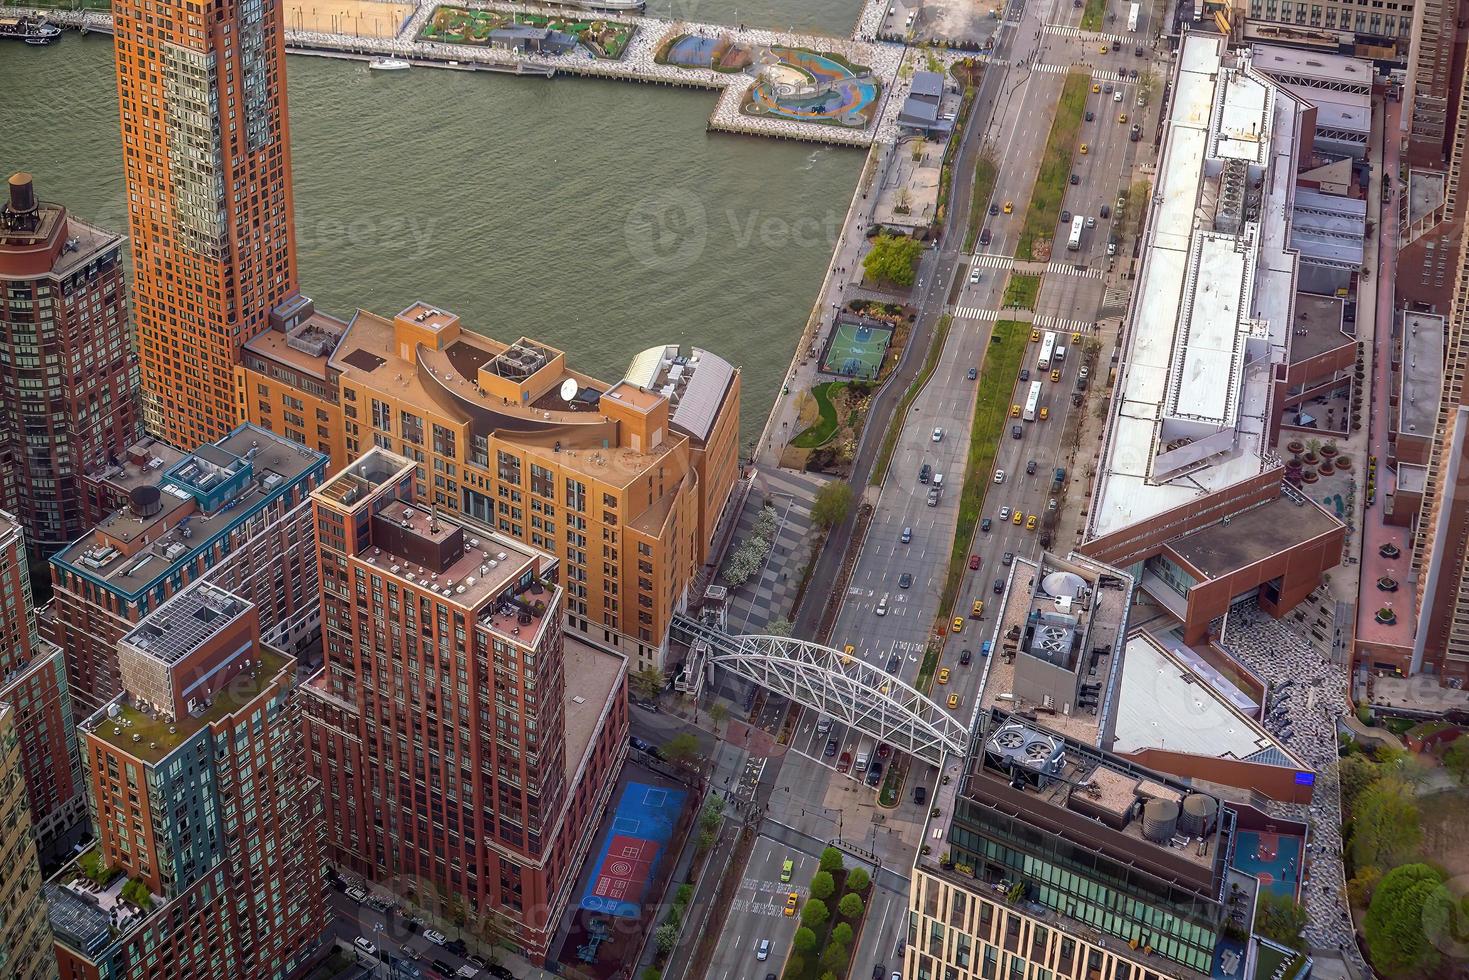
937;668;951;685
1012;509;1023;525
1051;368;1062;382
1010;403;1021;418
1072;331;1082;343
1030;329;1041;342
1039;406;1049;420
1099;43;1109;53
784;892;799;916
1079;143;1089;155
1026;515;1038;531
1003;201;1014;214
1119;113;1128;124
842;643;855;665
952;617;964;633
1092;83;1101;94
947;693;960;709
971;599;984;618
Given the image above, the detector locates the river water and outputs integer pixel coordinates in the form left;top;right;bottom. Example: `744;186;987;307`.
0;0;863;443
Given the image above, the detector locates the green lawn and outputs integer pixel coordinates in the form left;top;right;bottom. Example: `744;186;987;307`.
939;319;1028;619
1015;72;1091;261
792;383;842;448
1002;273;1041;310
915;641;940;692
878;759;905;808
963;154;999;253
871;316;952;486
1081;0;1107;30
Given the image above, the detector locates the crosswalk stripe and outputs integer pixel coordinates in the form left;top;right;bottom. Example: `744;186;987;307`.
1044;261;1104;279
952;307;1000;322
970;253;1014;269
1033;315;1096;332
1042;23;1133;43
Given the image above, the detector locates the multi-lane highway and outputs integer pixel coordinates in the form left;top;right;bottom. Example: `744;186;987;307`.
704;0;1163;976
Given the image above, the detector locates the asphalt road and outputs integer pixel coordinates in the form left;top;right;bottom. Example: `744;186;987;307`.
705;836;816;980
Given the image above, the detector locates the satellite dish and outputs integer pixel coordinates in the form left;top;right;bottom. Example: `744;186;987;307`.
560;378;579;401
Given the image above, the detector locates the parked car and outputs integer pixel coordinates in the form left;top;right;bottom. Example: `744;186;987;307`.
353;937;379;959
825;739;838;757
424;930;448;947
867;762;884;785
837;752;852;773
913;785;927;805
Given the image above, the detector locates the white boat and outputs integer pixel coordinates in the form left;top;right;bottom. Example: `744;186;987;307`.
368;57;410;71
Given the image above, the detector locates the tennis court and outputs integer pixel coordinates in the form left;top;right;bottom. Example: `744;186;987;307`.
579;782;687;918
822;321;892;379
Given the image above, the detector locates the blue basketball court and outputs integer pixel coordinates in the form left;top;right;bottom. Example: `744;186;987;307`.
579;782;687;918
1233;830;1302;900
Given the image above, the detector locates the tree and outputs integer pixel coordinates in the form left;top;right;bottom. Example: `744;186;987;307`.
707;702;730;728
632;667;666;702
831;922;853;946
838;892;865;918
845;867;870;893
1351;777;1421;872
793;926;819;954
765;616;794;637
862;232;923;287
654;923;680;955
1443;738;1469;785
1348;866;1382;907
801;898;829;929
661;732;701;766
674;884;693;907
811;480;855;530
697;828;717;852
783;956;806;980
818;942;849;976
819;847;845;873
820;973;839;980
1337;753;1380;813
642;969;663;980
1365;864;1446;977
1254;892;1308;946
810;871;835;901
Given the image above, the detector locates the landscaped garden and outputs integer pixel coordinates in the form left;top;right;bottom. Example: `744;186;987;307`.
783;380;875;476
786;849;875;980
1002;273;1040;310
420;6;633;59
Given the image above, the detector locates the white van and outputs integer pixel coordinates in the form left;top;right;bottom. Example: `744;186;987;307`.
1054;345;1067;362
876;594;889;616
932;472;944;488
855;752;871;772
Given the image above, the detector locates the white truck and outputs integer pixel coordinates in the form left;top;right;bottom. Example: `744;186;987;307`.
1127;1;1140;31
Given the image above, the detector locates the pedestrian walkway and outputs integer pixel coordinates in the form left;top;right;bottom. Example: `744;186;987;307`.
1044;261;1104;279
970;253;1015;270
951;306;1002;322
1033;314;1094;332
1034;63;1129;83
723;468;825;634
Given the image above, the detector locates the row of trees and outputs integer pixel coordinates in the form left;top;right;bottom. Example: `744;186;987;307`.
1339;741;1469;977
785;849;871;980
723;504;780;586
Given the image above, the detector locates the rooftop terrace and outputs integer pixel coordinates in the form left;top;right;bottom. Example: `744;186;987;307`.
1287;292;1352;364
82;644;292;764
120;582;249;668
1166;492;1343;579
1399;311;1444;441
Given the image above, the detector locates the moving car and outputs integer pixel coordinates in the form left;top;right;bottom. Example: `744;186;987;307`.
998;506;1011;521
1026;459;1037;475
1030;330;1040;342
1010;403;1021;418
927;487;940;507
1003;201;1014;213
1084;110;1094;121
887;654;900;672
1079;143;1088;155
932;427;943;442
980;228;992;245
969;553;981;570
757;940;771;961
952;617;963;633
1086;216;1096;228
970;268;981;284
1099;206;1109;219
1002;551;1014;565
1091;83;1101;93
994;469;1005;484
1039;406;1049;420
1051;368;1062;382
1114;90;1124;103
1108;242;1118;256
1118;112;1128;124
898;572;913;588
989;202;999;215
959;649;973;665
919;463;931;483
971;599;984;618
947;693;960;708
1026;514;1038;530
784;893;799;916
816;717;833;734
842;644;855;664
1012;509;1023;525
1011;424;1022;440
875;594;888;615
901;526;912;543
1060;209;1072;223
937;668;950;685
967;366;978;380
1069;174;1080;185
994;577;1005;594
1019;369;1030;381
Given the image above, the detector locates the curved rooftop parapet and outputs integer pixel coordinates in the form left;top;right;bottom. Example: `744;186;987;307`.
625;344;737;443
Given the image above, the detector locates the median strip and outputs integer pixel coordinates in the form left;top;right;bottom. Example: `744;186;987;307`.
1015;71;1091;262
938;317;1028;624
870;315;952;487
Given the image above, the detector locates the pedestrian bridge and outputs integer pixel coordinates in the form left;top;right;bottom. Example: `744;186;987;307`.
670;614;968;766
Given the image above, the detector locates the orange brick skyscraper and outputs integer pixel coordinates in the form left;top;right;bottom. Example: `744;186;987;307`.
113;0;299;445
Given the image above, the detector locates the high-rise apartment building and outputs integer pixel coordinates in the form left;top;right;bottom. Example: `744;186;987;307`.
112;0;299;446
301;448;626;960
0;510;86;867
0;703;60;980
240;303;741;672
0;173;140;559
50;423;327;715
47;580;327;980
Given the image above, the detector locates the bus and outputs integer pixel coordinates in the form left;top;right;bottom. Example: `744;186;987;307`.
1022;381;1043;421
1038;331;1057;371
1067;214;1085;251
1127;1;1140;30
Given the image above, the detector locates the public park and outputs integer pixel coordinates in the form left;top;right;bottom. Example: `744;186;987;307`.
420;5;634;59
660;36;882;128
